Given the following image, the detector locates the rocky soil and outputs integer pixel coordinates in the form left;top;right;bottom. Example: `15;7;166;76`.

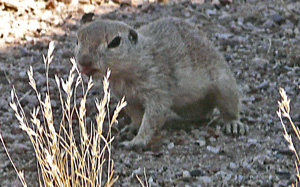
1;0;300;186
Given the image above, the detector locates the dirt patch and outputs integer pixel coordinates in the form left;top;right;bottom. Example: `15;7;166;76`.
0;0;299;186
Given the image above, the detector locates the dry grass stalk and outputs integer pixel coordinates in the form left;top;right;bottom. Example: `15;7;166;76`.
277;87;300;186
1;41;126;186
136;168;150;187
0;134;28;187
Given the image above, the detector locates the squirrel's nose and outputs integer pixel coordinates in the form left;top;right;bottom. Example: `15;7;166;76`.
79;54;93;67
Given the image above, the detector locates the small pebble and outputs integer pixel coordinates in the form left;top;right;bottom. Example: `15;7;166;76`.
207;146;220;154
183;170;191;178
198;176;212;185
190;169;204;177
247;138;258;144
195;138;206;147
229;162;238;170
167;142;174;149
271;14;285;25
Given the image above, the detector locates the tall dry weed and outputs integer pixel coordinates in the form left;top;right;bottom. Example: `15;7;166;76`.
0;41;126;187
277;87;300;186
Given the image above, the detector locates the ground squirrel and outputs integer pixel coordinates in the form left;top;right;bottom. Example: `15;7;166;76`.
75;17;248;148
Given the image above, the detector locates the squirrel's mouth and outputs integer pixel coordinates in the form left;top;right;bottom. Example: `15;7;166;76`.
80;66;99;76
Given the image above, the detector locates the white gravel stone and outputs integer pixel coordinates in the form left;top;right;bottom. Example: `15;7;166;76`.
206;145;220;154
183;170;191;178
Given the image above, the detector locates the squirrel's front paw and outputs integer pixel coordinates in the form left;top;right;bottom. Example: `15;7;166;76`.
119;137;147;150
224;120;248;136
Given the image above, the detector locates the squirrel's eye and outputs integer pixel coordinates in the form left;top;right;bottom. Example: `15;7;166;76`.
107;36;121;48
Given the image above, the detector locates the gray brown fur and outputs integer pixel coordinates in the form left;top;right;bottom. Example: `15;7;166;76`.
75;17;247;148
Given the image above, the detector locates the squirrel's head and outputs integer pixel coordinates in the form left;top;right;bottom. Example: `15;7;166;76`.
75;20;139;76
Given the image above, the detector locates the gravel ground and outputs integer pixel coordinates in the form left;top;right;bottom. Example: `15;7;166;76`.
1;0;300;186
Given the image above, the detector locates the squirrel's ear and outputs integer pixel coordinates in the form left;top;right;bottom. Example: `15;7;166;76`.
128;29;138;44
